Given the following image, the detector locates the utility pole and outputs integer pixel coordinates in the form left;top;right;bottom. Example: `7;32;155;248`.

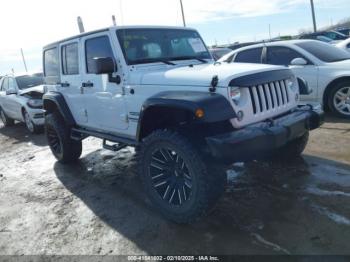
112;15;117;26
77;16;85;33
310;0;317;32
179;0;186;27
20;48;28;73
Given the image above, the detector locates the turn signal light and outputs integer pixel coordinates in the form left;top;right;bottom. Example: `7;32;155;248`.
195;108;205;118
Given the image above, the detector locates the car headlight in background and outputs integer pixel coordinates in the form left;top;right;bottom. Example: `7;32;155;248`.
230;87;241;104
27;99;43;108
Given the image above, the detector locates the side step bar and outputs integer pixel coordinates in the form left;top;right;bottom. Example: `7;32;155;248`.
71;127;137;146
102;139;127;152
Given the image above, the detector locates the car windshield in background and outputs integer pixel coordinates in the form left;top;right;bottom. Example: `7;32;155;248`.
211;48;232;60
117;29;211;65
296;41;350;63
16;74;44;90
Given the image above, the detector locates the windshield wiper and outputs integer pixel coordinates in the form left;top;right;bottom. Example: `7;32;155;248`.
171;56;208;64
129;58;176;65
160;60;176;65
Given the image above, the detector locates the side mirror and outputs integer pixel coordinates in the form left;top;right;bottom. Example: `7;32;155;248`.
6;89;17;95
92;57;116;74
290;57;308;66
297;77;313;95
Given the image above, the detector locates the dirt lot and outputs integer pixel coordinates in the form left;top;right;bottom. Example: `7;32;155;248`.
0;116;350;255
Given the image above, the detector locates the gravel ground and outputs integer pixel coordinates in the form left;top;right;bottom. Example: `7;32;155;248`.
0;116;350;255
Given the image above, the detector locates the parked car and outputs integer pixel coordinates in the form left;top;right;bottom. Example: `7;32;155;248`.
0;73;45;133
336;28;350;37
42;26;323;223
315;35;336;44
209;47;232;60
219;40;350;118
336;38;350;53
299;30;348;42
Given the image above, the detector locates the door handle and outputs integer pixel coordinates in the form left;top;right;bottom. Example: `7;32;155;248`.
60;82;70;87
82;82;94;88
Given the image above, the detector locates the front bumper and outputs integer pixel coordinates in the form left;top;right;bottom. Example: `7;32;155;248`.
25;107;45;126
206;105;324;162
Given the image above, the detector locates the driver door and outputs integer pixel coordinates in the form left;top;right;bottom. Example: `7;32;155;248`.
80;33;128;133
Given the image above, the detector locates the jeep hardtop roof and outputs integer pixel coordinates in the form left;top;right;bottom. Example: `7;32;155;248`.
43;25;197;50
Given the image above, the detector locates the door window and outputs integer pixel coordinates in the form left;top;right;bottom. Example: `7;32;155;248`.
266;46;306;66
1;78;8;91
85;36;115;74
234;48;263;63
62;43;79;75
44;48;59;76
8;78;16;90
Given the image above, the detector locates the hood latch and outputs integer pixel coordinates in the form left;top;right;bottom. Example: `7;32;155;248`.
210;75;218;93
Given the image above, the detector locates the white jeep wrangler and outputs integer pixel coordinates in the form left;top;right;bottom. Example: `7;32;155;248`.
43;26;323;223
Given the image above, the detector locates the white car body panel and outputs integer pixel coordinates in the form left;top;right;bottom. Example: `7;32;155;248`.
336;38;350;53
129;62;284;87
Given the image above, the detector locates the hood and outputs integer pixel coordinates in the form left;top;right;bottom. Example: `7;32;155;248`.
19;85;45;97
128;62;288;87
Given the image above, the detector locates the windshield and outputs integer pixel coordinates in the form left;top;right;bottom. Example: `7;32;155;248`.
211;48;232;60
296;41;350;62
16;73;44;90
117;29;211;65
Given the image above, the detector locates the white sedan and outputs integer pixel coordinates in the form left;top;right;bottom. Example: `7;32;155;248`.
219;40;350;118
0;73;45;133
336;38;350;53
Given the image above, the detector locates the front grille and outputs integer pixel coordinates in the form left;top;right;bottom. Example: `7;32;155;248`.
33;113;44;119
248;79;290;115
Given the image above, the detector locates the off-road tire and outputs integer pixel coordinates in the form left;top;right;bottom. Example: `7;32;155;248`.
327;81;350;119
138;130;226;224
45;112;82;164
0;107;15;127
273;131;309;160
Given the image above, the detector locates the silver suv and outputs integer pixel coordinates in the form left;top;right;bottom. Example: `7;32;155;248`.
0;73;45;133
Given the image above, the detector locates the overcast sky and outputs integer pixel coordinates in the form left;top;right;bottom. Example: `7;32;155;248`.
0;0;349;75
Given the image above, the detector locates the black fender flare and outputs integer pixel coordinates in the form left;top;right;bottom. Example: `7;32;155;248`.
43;92;76;126
136;91;236;141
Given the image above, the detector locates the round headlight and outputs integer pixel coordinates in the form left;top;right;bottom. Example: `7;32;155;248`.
27;99;43;108
286;76;296;91
230;87;241;104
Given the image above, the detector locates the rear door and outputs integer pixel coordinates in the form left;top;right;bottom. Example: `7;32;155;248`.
265;46;318;101
59;40;87;125
233;48;263;64
80;33;128;133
